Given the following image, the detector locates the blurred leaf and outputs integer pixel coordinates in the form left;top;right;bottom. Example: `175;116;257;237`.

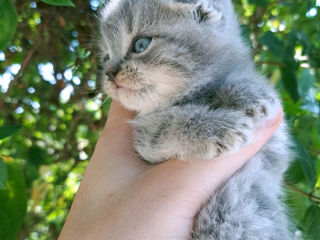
0;0;17;50
0;126;21;140
0;158;7;190
24;147;47;186
280;30;300;102
285;159;306;184
316;158;320;190
41;0;75;7
281;66;300;102
316;158;320;177
298;69;314;95
0;210;10;240
304;206;320;240
283;30;298;62
0;0;4;6
259;31;284;57
294;138;317;187
0;160;27;240
248;0;269;6
286;186;311;229
28;146;47;167
316;177;320;190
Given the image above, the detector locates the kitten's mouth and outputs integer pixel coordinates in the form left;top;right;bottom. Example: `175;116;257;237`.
108;79;141;96
112;80;136;90
111;80;121;89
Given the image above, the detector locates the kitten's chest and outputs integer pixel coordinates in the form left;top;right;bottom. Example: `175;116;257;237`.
174;81;221;108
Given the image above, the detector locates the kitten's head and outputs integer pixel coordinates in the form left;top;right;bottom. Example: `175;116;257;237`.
99;0;241;113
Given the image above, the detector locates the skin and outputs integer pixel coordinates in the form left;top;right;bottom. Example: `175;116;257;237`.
59;101;283;240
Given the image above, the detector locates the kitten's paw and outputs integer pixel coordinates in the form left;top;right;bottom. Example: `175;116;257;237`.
209;114;254;157
244;100;274;123
134;144;162;164
132;123;168;164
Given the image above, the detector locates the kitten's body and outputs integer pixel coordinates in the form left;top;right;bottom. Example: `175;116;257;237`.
99;0;293;239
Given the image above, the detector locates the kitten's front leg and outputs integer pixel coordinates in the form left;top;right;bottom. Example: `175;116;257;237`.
130;105;255;164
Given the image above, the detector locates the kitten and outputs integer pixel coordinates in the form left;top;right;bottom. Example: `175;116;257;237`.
99;0;293;239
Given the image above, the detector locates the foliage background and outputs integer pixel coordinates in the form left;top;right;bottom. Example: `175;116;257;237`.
0;0;319;239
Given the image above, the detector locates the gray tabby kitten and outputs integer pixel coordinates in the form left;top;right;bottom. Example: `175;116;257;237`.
99;0;293;239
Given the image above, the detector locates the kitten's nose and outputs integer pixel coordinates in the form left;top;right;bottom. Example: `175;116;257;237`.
105;60;121;81
105;67;119;82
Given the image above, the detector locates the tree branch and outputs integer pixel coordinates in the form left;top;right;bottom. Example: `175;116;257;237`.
285;181;320;203
256;61;320;70
0;36;41;110
256;61;285;67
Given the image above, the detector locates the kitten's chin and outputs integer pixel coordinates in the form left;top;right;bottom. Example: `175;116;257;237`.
104;80;158;114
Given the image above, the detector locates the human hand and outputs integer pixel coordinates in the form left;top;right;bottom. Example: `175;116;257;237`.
59;101;283;240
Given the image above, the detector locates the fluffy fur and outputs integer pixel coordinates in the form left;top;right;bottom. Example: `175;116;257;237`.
99;0;293;239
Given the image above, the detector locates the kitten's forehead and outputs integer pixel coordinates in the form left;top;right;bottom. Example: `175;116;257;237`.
100;0;193;25
100;0;175;45
101;0;157;21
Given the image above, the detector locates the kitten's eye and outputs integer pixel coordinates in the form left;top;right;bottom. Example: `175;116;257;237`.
133;37;152;53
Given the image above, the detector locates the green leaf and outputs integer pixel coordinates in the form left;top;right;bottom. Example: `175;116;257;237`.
285;185;311;229
0;210;10;240
0;160;27;240
281;30;300;102
316;157;320;177
285;159;305;184
0;158;7;190
248;0;269;6
316;177;320;190
281;65;300;102
41;0;75;7
0;0;5;6
28;146;47;167
294;137;317;187
0;125;21;140
315;158;320;190
298;69;314;96
304;206;320;240
282;30;299;63
0;0;18;50
259;31;284;57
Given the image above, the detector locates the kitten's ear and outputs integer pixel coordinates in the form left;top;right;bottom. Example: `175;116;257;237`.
169;0;223;23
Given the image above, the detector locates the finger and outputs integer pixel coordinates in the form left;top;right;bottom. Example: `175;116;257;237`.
105;101;135;127
84;101;148;198
92;100;142;167
95;100;136;161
